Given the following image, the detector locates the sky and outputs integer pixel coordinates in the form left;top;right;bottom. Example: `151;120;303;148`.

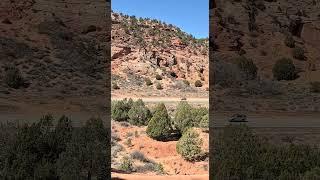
112;0;208;39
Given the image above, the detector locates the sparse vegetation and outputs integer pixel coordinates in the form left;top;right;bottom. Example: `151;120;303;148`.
284;35;295;48
192;107;209;127
0;115;109;179
303;167;320;180
238;49;246;55
125;132;134;138
111;99;209;175
174;101;194;134
293;46;305;60
4;66;25;89
119;156;133;173
249;39;258;48
146;103;172;141
176;129;204;161
272;58;297;81
134;130;139;137
310;82;320;93
145;78;153;86
199;114;209;130
156;83;163;90
214;59;245;88
128;99;152;126
130;150;149;162
135;162;165;174
112;82;120;89
111;98;133;121
124;138;133;147
155;74;162;80
154;163;165;175
235;56;257;80
182;79;189;86
212;124;320;179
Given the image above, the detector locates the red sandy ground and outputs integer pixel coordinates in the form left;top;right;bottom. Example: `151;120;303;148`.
112;121;209;178
111;173;209;180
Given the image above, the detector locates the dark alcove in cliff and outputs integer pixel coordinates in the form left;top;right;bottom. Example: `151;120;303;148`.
289;18;304;37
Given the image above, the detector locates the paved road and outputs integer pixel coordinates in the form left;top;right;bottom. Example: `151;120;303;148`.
0;111;107;127
212;112;320;128
111;97;209;103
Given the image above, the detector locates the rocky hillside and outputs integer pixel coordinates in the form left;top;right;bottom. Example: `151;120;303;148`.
211;0;320;112
111;12;209;97
0;0;108;117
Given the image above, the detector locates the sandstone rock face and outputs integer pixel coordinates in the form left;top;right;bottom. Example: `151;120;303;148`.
111;12;209;96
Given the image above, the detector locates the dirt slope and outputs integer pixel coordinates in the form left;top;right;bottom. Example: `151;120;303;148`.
210;0;320;112
0;0;108;119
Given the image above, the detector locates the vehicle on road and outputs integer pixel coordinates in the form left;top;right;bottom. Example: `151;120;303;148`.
228;114;247;123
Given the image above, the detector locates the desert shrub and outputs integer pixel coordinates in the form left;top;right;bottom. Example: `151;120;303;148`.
200;114;209;130
238;49;246;55
235;56;258;80
146;103;172;141
211;124;320;179
170;71;177;78
111;144;123;158
293;46;305;60
33;161;56;179
310;82;320;93
183;79;190;86
214;58;246;88
284;35;295;48
249;39;258;48
155;74;162;80
227;15;238;24
0;115;109;179
176;129;203;161
242;79;282;96
145;78;152;86
256;1;266;11
156;83;163;90
130;150;149;162
127;98;134;107
124;138;133;147
173;101;194;134
272;58;297;81
195;80;203;87
112;82;120;89
134;130;139;137
136;163;155;173
303;167;320;180
278;171;299;180
57;118;109;179
136;162;165;174
128;99;152;126
125;132;133;138
154;163;165;175
192;107;209;126
111;134;121;144
4;66;25;89
119;156;133;173
119;121;130;127
111;99;133;121
211;125;264;179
